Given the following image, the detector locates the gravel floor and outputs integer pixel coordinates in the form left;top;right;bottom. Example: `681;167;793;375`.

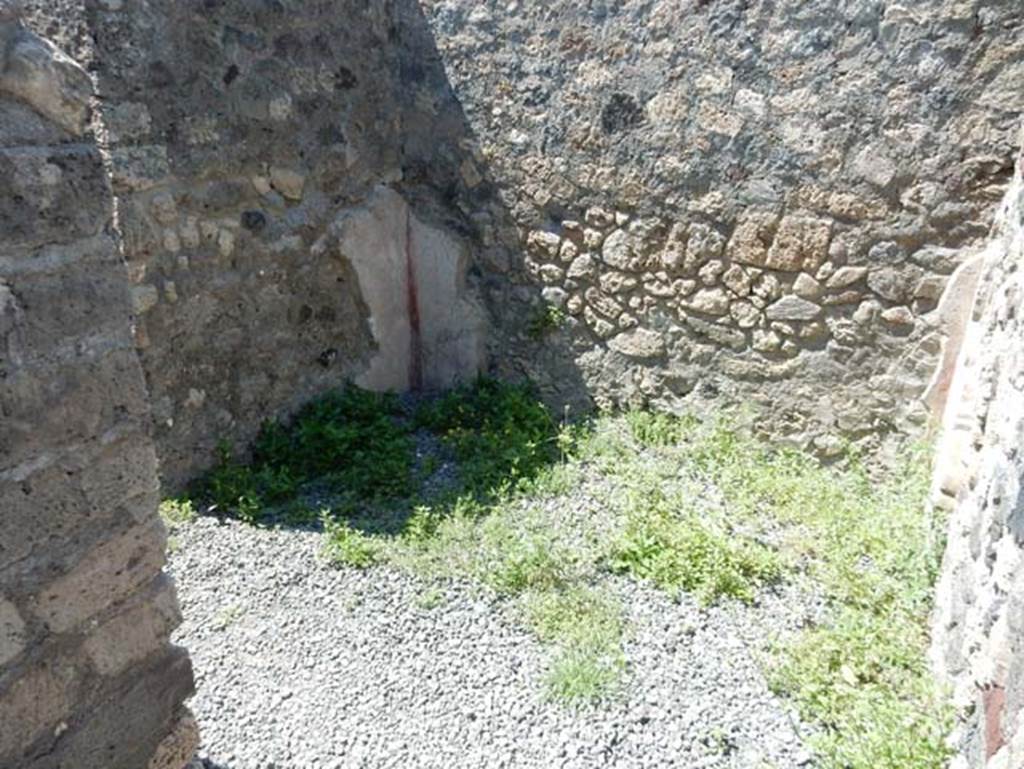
170;516;818;769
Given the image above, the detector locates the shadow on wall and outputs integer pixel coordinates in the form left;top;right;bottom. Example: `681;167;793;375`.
391;0;594;416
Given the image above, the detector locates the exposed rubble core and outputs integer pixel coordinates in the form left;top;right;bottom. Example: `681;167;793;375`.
421;0;1022;454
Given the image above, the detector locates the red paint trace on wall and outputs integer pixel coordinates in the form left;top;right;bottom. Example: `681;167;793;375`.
405;208;423;391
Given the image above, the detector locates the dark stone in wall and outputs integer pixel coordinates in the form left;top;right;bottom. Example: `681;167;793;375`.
601;93;645;135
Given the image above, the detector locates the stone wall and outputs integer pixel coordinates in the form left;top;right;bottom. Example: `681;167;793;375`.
422;0;1024;453
0;11;195;769
18;0;1020;483
931;128;1024;769
24;0;490;491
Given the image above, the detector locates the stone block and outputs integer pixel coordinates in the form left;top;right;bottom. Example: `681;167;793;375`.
766;295;822;321
765;216;832;272
0;19;92;135
0;240;134;365
0;657;77;761
147;709;200;769
108;145;171;193
29;519;166;634
728;212;778;267
0;97;74;148
0;441;158;583
682;287;730;316
607;328;665;359
30;648;195;769
0;146;109;249
0;350;150;473
84;575;182;676
825;266;868;289
601;229;639;271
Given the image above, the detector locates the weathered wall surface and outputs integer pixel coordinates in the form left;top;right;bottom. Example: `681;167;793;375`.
24;0;489;491
0;12;195;769
317;186;487;393
931;130;1024;768
422;0;1024;452
17;0;1020;481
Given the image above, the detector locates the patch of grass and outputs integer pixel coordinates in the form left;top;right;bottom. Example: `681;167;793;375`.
182;380;952;742
478;515;571;595
402;503;445;544
524;585;622;646
625;410;696;447
610;486;781;605
686;421;952;769
546;643;626;705
772;606;952;769
524;586;626;704
515;461;582;498
322;518;382;569
414;586;447;610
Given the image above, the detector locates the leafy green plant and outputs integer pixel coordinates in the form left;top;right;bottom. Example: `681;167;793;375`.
194;386;415;521
479;518;569;595
202;442;266;523
524;586;626;704
527;304;567;339
625;410;696;447
254;387;414;500
684;422;953;769
281;500;326;526
415;586;447;610
159;498;197;528
610;487;781;605
546;642;626;705
322;518;381;568
415;377;560;495
403;504;444;544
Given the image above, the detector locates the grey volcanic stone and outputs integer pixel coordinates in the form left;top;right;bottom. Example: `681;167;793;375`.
765;297;822;322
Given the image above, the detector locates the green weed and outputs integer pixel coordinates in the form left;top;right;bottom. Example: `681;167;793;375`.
414;586;447;610
159;498;197;528
546;643;626;705
625;410;696;447
414;378;560;496
322;518;381;569
527;304;567;339
478;516;570;595
195;386;414;520
686;422;953;769
525;586;626;704
610;487;781;605
185;380;953;746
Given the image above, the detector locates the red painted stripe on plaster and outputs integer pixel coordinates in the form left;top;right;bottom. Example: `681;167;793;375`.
405;207;423;391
